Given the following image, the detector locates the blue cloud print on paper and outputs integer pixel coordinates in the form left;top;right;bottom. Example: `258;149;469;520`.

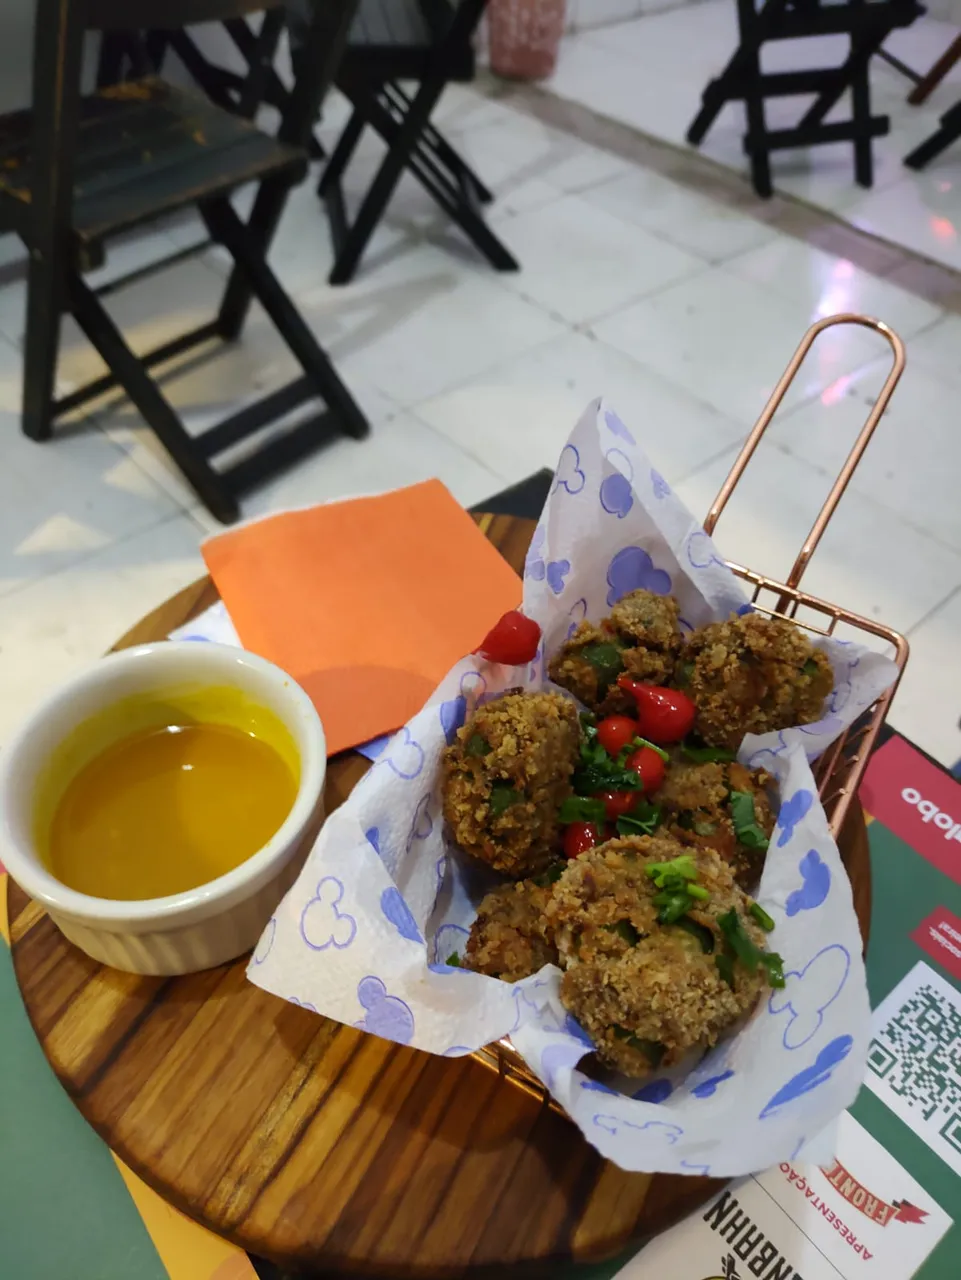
600;449;634;520
525;529;571;596
634;1079;672;1104
768;943;851;1050
759;1035;853;1119
430;922;469;971
604;409;635;445
439;671;487;745
252;916;276;965
566;597;587;640
594;1116;684;1144
541;1041;590;1091
686;529;726;572
288;996;318;1012
786;849;831;916
691;1069;735;1098
354;976;415;1045
300;877;357;951
553;444;586;495
606;546;671;606
651;468;670;499
747;731;790;773
406;793;433;852
776;788;814;847
380;887;423;943
383;727;424;780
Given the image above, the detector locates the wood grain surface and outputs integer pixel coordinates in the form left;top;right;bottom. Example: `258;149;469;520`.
7;513;871;1278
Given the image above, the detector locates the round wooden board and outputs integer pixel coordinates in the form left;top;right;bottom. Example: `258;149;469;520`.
7;512;871;1278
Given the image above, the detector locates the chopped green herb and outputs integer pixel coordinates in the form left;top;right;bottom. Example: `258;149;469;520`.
653;891;694;924
761;952;786;989
581;641;625;690
625;735;670;764
602;919;641;945
716;910;785;988
687;883;710;901
715;952;735;988
558;795;607;825
612;1026;666;1066
573;734;645;795
447;952;461;967
749;901;776;932
802;657;820;676
466;733;491;757
694;820;717;836
533;864;566;887
729;789;770;851
682;742;736;763
674;917;715;953
646;855;698;888
489;784;522;816
675;659;694;687
616;802;663;837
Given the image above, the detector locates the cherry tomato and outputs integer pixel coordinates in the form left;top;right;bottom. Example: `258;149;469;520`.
616;678;696;743
563;821;600;858
595;714;639;757
597;790;639;821
476;609;541;666
624;746;666;794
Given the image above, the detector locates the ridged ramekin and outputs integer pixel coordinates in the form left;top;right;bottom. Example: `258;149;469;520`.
0;642;325;975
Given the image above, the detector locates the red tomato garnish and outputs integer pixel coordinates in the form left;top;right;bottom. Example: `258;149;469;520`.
475;609;541;666
597;790;639;821
595;714;639;757
563;821;600;858
624;746;666;794
616;678;696;743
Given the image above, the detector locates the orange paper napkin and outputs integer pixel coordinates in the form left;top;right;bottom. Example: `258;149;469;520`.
202;480;522;756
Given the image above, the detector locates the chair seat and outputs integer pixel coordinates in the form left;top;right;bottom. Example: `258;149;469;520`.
0;77;306;253
344;0;474;81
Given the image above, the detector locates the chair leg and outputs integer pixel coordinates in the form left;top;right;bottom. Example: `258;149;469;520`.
908;34;961;106
316;108;365;198
21;247;65;442
851;54;874;187
904;102;961;169
201;197;368;441
66;274;240;524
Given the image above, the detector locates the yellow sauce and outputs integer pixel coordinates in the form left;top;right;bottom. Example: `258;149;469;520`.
39;689;300;901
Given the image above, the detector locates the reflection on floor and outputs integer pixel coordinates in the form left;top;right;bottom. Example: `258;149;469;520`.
1;69;960;770
547;2;961;270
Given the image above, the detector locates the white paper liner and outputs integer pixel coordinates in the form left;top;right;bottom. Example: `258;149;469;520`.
242;400;897;1176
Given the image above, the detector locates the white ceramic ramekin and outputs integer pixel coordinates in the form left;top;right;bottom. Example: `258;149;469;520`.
0;642;326;975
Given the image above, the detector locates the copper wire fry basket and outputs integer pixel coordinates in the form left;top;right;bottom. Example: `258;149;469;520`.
473;313;911;1106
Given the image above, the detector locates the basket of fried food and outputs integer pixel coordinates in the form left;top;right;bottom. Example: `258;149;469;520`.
247;397;901;1178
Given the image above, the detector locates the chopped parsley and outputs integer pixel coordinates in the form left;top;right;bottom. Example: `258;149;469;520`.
466;733;490;757
447;952;461;967
717;909;785;988
558;795;607;825
580;641;625;691
674;917;715;953
612;1026;666;1067
489;784;522;816
675;659;694;686
749;901;775;932
802;657;821;676
729;789;770;851
616;802;663;837
646;855;698;888
533;863;566;887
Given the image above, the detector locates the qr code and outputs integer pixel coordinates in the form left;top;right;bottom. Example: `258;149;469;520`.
865;962;961;1172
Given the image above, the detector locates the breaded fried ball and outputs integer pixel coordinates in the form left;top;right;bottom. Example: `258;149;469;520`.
464;876;560;982
442;690;580;878
679;613;833;751
547;836;769;1077
548;589;682;715
657;760;775;889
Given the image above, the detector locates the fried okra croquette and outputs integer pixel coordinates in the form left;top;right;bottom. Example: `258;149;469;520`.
464;876;560;981
657;759;775;890
442;690;580;877
547;836;774;1077
678;613;833;751
548;589;682;715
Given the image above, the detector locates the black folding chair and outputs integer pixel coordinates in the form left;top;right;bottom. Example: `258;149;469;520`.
317;0;518;284
6;0;365;526
687;0;922;198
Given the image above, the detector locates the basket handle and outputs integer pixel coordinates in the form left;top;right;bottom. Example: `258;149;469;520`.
702;314;906;590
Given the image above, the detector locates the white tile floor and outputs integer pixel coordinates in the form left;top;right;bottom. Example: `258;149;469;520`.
2;70;961;772
546;1;961;272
